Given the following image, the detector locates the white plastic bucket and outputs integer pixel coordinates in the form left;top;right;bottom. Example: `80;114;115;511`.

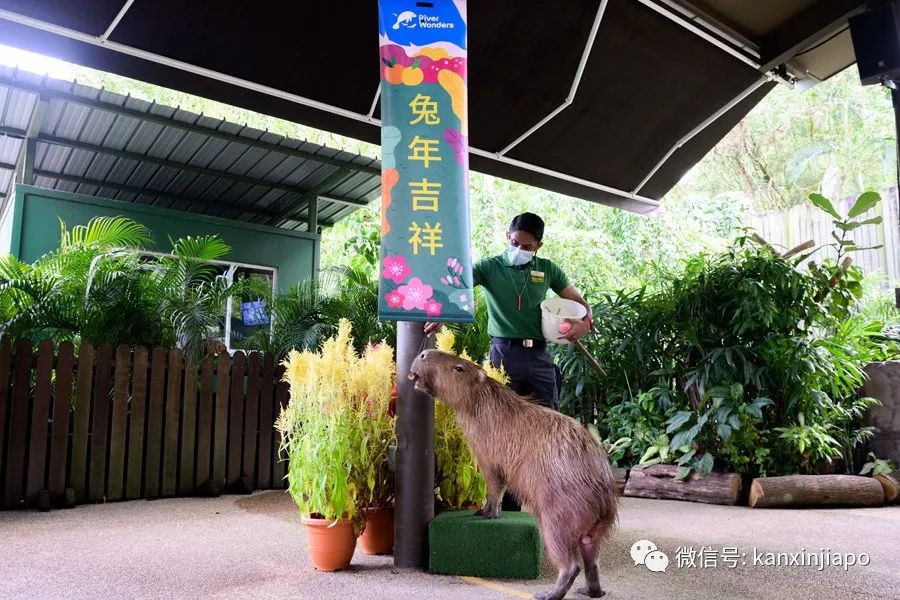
540;298;587;345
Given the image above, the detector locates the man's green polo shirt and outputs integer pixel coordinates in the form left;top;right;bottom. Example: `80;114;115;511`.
473;254;570;340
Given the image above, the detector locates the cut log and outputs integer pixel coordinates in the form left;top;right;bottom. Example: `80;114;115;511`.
612;467;627;495
874;472;900;505
624;465;741;505
748;475;884;508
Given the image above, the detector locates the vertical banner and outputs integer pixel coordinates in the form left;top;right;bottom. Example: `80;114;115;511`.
377;0;473;323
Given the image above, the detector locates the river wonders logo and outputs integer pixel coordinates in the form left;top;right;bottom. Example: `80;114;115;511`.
392;9;456;31
417;13;455;29
392;11;417;29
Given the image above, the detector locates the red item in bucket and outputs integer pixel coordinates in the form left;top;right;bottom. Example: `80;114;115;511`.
558;321;573;335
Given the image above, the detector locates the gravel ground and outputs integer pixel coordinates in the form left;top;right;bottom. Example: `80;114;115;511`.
1;491;897;600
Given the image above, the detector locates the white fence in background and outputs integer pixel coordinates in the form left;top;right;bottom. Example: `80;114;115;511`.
749;186;900;286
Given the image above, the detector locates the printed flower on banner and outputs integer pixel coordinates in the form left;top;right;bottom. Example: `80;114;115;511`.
443;128;468;167
382;255;411;284
385;289;405;308
441;257;468;289
398;277;433;311
424;299;443;318
449;290;474;314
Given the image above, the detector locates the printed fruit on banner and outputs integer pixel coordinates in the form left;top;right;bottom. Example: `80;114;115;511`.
382;58;404;84
437;69;467;133
414;47;449;61
433;57;466;78
402;61;424;86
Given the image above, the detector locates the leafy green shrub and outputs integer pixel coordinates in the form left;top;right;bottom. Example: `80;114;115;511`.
556;191;898;477
0;217;239;363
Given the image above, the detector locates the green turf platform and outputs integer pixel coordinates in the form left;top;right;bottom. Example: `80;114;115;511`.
428;510;544;579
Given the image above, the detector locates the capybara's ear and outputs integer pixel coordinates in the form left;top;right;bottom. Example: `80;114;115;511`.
477;369;487;383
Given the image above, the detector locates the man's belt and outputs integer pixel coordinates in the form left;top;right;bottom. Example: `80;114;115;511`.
491;337;547;349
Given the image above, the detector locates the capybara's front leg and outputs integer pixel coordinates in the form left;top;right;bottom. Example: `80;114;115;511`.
474;471;505;519
535;565;580;600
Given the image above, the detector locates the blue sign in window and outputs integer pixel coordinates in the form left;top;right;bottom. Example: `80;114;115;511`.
241;300;270;326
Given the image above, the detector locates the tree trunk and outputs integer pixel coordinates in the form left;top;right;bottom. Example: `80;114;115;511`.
874;472;900;505
624;465;741;505
612;467;627;495
749;475;884;508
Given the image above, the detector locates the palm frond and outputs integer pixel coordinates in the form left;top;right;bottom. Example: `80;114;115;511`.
59;216;151;249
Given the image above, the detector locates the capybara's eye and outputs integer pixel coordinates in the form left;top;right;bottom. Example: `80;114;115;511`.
453;365;464;372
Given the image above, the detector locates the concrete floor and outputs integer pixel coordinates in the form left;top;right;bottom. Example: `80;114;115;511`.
1;491;898;600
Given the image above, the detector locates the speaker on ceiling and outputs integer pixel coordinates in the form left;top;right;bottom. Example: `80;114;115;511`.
849;2;900;86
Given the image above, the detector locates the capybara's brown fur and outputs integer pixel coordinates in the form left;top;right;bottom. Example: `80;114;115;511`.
410;349;618;600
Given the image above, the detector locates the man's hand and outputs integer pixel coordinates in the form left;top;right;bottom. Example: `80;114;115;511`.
424;322;443;337
558;318;591;342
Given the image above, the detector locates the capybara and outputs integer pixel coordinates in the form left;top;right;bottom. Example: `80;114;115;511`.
409;349;618;600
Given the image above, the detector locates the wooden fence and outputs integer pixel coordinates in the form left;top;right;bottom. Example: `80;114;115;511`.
750;186;900;286
0;341;288;510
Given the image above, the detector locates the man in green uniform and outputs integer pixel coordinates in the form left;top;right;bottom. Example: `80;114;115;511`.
426;212;593;411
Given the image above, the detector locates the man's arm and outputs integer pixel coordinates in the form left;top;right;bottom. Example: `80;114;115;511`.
558;285;592;341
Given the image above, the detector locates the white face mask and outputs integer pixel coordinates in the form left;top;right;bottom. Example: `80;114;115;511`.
505;245;535;266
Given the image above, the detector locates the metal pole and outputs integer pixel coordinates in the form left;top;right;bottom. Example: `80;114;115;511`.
893;87;900;308
393;321;434;568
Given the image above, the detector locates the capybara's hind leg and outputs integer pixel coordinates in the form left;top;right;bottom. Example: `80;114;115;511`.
535;565;580;600
577;536;605;598
474;470;505;519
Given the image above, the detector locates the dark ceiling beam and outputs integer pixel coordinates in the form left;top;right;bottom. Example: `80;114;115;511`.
32;168;281;219
757;0;866;73
19;98;48;186
663;0;761;56
0;125;26;138
276;167;356;225
38;133;308;199
37;135;375;213
318;194;371;207
0;76;381;176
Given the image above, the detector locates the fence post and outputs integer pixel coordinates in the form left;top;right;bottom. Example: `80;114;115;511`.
49;341;74;499
107;345;131;501
87;344;113;503
144;347;167;498
69;343;94;504
126;347;149;500
257;354;275;489
0;344;10;499
195;356;214;487
162;348;183;497
26;340;54;504
179;359;198;495
243;352;261;489
4;340;32;508
227;352;247;489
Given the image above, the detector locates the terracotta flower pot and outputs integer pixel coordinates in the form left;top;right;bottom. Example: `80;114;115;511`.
358;506;394;555
302;516;357;571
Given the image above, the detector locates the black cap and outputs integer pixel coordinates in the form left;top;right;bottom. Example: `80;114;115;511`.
508;212;545;241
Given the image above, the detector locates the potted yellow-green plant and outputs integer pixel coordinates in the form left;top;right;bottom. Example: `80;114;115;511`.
432;329;507;510
277;320;395;570
353;341;396;555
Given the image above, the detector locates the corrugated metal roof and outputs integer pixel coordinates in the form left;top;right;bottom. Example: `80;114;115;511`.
0;66;380;231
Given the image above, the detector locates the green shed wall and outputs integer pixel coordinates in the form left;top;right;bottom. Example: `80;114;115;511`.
6;185;319;290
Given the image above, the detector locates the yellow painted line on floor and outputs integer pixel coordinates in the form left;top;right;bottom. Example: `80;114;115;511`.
458;576;534;599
